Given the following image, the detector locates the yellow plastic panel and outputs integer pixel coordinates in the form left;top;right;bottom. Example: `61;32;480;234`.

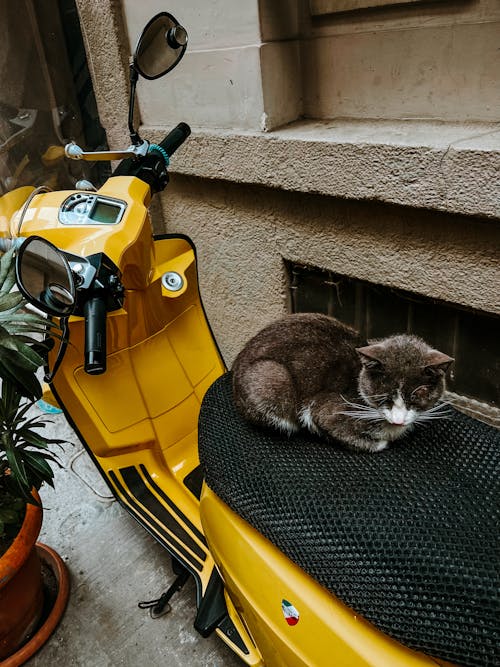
217;592;264;667
105;458;206;571
160;429;200;484
41;383;60;409
75;350;149;432
57;372;157;457
131;326;193;417
15;178;154;289
194;367;225;404
201;486;452;667
0;186;34;235
167;305;219;386
153;237;193;266
157;249;194;299
153;393;201;453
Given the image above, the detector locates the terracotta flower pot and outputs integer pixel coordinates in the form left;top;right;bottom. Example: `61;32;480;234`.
0;496;44;660
3;543;70;667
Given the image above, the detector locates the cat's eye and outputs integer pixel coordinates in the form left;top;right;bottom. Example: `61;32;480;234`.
365;360;383;373
411;385;430;399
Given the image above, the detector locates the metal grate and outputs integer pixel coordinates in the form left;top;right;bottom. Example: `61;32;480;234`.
287;262;500;407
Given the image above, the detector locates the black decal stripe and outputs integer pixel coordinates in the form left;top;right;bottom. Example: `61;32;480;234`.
139;464;207;546
109;470;204;572
120;466;207;562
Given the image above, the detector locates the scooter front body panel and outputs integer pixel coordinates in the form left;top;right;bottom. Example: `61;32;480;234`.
50;241;219;559
14;177;261;663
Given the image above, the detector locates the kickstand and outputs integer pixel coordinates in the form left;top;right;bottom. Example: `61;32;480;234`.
138;567;190;619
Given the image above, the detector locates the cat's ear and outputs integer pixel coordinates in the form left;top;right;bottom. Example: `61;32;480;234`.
424;350;454;376
356;345;385;370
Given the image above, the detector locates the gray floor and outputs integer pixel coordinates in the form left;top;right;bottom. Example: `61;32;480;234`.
28;407;243;667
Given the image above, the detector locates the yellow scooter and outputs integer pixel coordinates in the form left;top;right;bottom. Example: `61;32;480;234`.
2;12;497;667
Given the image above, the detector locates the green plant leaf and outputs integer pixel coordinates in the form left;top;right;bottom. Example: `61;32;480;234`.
7;399;35;424
0;508;23;524
0;257;17;295
14;426;50;447
1;338;44;370
5;446;29;496
0;249;66;503
0;291;24;312
0;358;42;399
3;338;45;368
22;449;62;466
15;418;48;432
6;312;55;327
0;247;15;290
22;450;55;485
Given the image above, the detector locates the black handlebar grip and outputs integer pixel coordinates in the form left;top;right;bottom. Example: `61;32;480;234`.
159;122;191;157
84;295;107;375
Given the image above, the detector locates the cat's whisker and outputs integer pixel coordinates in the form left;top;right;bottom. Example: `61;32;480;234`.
414;410;452;423
341;397;375;411
340;396;385;422
414;413;451;424
426;401;452;412
340;416;383;423
339;409;384;422
423;405;452;416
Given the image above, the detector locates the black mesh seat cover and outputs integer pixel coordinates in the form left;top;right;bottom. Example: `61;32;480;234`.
199;373;499;667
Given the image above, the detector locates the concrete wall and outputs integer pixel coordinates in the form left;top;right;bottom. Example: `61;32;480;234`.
303;0;500;122
120;0;301;132
75;0;499;374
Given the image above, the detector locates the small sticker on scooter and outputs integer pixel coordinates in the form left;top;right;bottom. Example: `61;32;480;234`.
281;599;300;626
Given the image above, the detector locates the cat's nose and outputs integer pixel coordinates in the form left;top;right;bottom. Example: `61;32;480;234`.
389;405;407;425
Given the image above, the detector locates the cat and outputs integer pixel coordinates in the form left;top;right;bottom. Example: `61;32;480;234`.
232;313;454;453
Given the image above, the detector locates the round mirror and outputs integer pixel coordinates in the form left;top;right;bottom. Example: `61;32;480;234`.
16;236;76;316
134;12;188;80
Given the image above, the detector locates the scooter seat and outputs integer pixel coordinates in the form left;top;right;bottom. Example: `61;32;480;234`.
199;372;499;667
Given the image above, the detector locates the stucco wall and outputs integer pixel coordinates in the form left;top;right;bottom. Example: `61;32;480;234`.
161;175;500;365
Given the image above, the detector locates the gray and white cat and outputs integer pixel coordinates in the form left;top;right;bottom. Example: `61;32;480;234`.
232;313;453;453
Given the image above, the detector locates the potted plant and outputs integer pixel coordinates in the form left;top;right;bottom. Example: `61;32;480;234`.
0;246;69;664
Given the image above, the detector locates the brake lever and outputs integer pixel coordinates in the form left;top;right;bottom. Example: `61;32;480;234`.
64;139;149;162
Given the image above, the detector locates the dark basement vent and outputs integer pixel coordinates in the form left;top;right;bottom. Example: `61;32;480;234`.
287;262;499;408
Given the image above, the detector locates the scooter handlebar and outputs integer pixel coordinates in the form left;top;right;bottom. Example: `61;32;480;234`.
84;295;107;375
159;122;191;157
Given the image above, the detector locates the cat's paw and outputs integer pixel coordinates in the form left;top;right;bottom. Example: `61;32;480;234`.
371;440;388;452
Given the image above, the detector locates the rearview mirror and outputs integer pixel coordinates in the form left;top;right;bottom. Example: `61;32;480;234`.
16;236;75;317
134;12;188;80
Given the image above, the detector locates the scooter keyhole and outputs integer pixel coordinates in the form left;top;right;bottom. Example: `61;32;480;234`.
162;271;184;292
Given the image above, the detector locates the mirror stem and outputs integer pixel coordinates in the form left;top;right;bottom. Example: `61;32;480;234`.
128;63;141;146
